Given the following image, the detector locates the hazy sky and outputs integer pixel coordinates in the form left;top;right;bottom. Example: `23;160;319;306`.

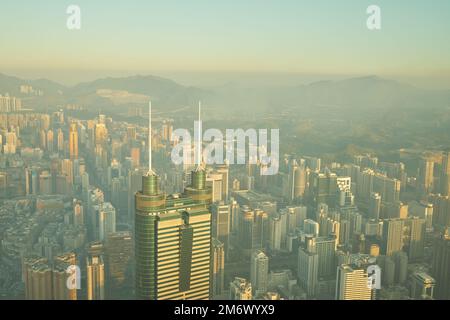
1;0;450;87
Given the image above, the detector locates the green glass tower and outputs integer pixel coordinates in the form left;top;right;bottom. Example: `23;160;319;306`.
135;169;212;300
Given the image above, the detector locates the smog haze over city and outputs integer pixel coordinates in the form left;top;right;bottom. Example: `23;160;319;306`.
1;0;450;309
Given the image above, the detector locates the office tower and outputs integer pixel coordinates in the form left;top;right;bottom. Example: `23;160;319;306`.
303;219;319;237
305;156;321;172
128;168;143;223
393;251;408;284
69;122;78;159
410;272;435;299
39;171;52;195
131;147;140;168
135;101;212;300
24;257;52;300
230;198;240;233
316;236;337;278
61;158;74;187
238;207;269;256
441;151;450;196
297;237;319;297
216;164;230;201
409;201;433;231
335;265;373;300
269;215;282;251
428;194;450;230
46;130;54;153
95;202;116;241
57;128;64;152
211;238;225;298
431;229;450;299
135;170;212;300
73;200;84;226
95;123;108;145
250;250;269;297
206;172;223;202
382;219;404;256
369;192;381;220
229;277;252;300
287;159;306;202
86;255;105;300
105;232;133;291
309;171;338;208
418;158;434;195
403;217;426;261
24;256;77;300
211;201;230;256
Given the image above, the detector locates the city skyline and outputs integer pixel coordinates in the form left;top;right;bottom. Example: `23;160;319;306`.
1;0;450;306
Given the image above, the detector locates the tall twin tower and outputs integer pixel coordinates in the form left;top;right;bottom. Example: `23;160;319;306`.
135;101;212;300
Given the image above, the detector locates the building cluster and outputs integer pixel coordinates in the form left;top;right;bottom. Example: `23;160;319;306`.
0;107;449;301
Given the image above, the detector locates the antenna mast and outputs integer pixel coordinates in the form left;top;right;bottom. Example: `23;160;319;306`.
148;100;154;175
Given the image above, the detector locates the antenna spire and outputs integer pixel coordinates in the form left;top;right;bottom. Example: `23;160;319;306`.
196;101;204;171
147;100;155;176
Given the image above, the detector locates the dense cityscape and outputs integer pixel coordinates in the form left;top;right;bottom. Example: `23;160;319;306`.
1;1;450;305
0;87;449;300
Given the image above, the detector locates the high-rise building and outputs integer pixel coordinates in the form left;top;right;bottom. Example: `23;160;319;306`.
206;172;223;202
69;122;78;159
431;229;450;299
404;217;426;261
24;256;77;300
211;238;225;298
382;219;404;256
369;192;381;220
86;255;105;300
418;158;434;195
229;277;252;300
211;201;230;257
297;237;319;297
250;250;269;297
105;232;133;292
309;171;337;208
238;207;269;256
335;265;373;300
135;165;212;300
440;151;450;196
315;236;336;278
410;272;435;300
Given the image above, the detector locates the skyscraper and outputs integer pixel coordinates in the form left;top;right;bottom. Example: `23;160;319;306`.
404;217;426;261
211;201;230;257
432;229;450;299
335;265;373;300
69;122;78;159
418;158;434;195
105;231;133;293
211;238;225;298
135;101;212;300
250;250;269;297
86;255;105;300
382;219;404;256
297;237;319;297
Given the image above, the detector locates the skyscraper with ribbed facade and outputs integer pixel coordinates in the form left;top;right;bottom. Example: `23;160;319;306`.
135;169;212;300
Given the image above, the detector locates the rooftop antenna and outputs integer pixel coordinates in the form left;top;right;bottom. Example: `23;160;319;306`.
147;100;155;176
196;101;204;171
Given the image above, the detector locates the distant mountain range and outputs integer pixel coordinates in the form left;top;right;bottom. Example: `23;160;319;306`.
1;72;449;115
